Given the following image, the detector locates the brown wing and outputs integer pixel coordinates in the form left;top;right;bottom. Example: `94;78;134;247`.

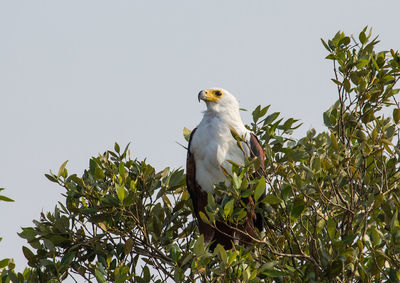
186;128;215;243
185;128;200;213
249;133;265;173
249;133;266;231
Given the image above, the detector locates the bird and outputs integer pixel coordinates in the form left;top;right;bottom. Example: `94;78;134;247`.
186;88;265;249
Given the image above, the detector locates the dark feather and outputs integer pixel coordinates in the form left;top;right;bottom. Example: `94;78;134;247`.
186;128;215;243
249;133;266;231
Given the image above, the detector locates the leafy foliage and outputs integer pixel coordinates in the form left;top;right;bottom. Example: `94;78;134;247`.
0;190;32;282
11;28;400;282
19;144;193;282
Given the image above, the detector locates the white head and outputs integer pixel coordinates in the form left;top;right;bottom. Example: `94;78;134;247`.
197;88;240;114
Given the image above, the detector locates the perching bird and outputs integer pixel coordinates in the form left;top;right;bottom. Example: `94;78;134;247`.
186;88;265;249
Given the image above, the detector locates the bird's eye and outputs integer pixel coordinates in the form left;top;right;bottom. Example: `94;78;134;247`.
215;90;222;97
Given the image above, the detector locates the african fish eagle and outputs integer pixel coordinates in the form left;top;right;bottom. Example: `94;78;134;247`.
186;88;265;249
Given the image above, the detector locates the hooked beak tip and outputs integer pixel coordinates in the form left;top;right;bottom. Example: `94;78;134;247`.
198;90;203;102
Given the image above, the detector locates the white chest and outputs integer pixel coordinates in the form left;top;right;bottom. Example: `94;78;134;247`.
190;115;249;193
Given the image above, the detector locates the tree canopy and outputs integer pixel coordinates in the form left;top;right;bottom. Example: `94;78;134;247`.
1;27;400;282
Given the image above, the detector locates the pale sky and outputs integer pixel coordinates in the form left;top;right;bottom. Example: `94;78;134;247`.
1;0;400;271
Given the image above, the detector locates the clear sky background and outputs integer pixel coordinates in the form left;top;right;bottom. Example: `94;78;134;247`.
1;0;400;271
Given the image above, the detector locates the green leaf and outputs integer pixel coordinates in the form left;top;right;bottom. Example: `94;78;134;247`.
8;271;18;282
7;259;15;270
57;160;68;179
174;267;184;283
22;246;35;262
129;180;137;193
391;211;399;232
232;172;241;189
18;227;36;240
90;159;105;180
216;244;227;263
252;105;261;123
330;133;338;150
331;79;342;86
327;218;336;240
371;56;380;70
233;208;247;221
325;54;337;60
118;162;126;177
124;238;134;254
143;266;150;283
183;127;192;142
323;111;332;127
193;235;205;256
116;184;126;203
262;194;282;205
61;252;76;266
224;199;234;217
94;166;105;180
356;59;369;69
291;204;305;219
343;78;351;92
264;112;280;125
44;173;58;183
386;125;396;139
207;192;216;208
199;211;210;225
0;195;14;202
254;177;265;202
359;30;367;45
321;38;331;51
382;75;395;83
393;109;400;124
259;105;270;119
340;36;350;46
311;156;321;171
262;269;287;277
0;258;9;268
229;126;243;141
342;234;357;245
316;219;326;234
371;227;381;246
114;142;120;154
95;263;107;283
282;118;298;131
